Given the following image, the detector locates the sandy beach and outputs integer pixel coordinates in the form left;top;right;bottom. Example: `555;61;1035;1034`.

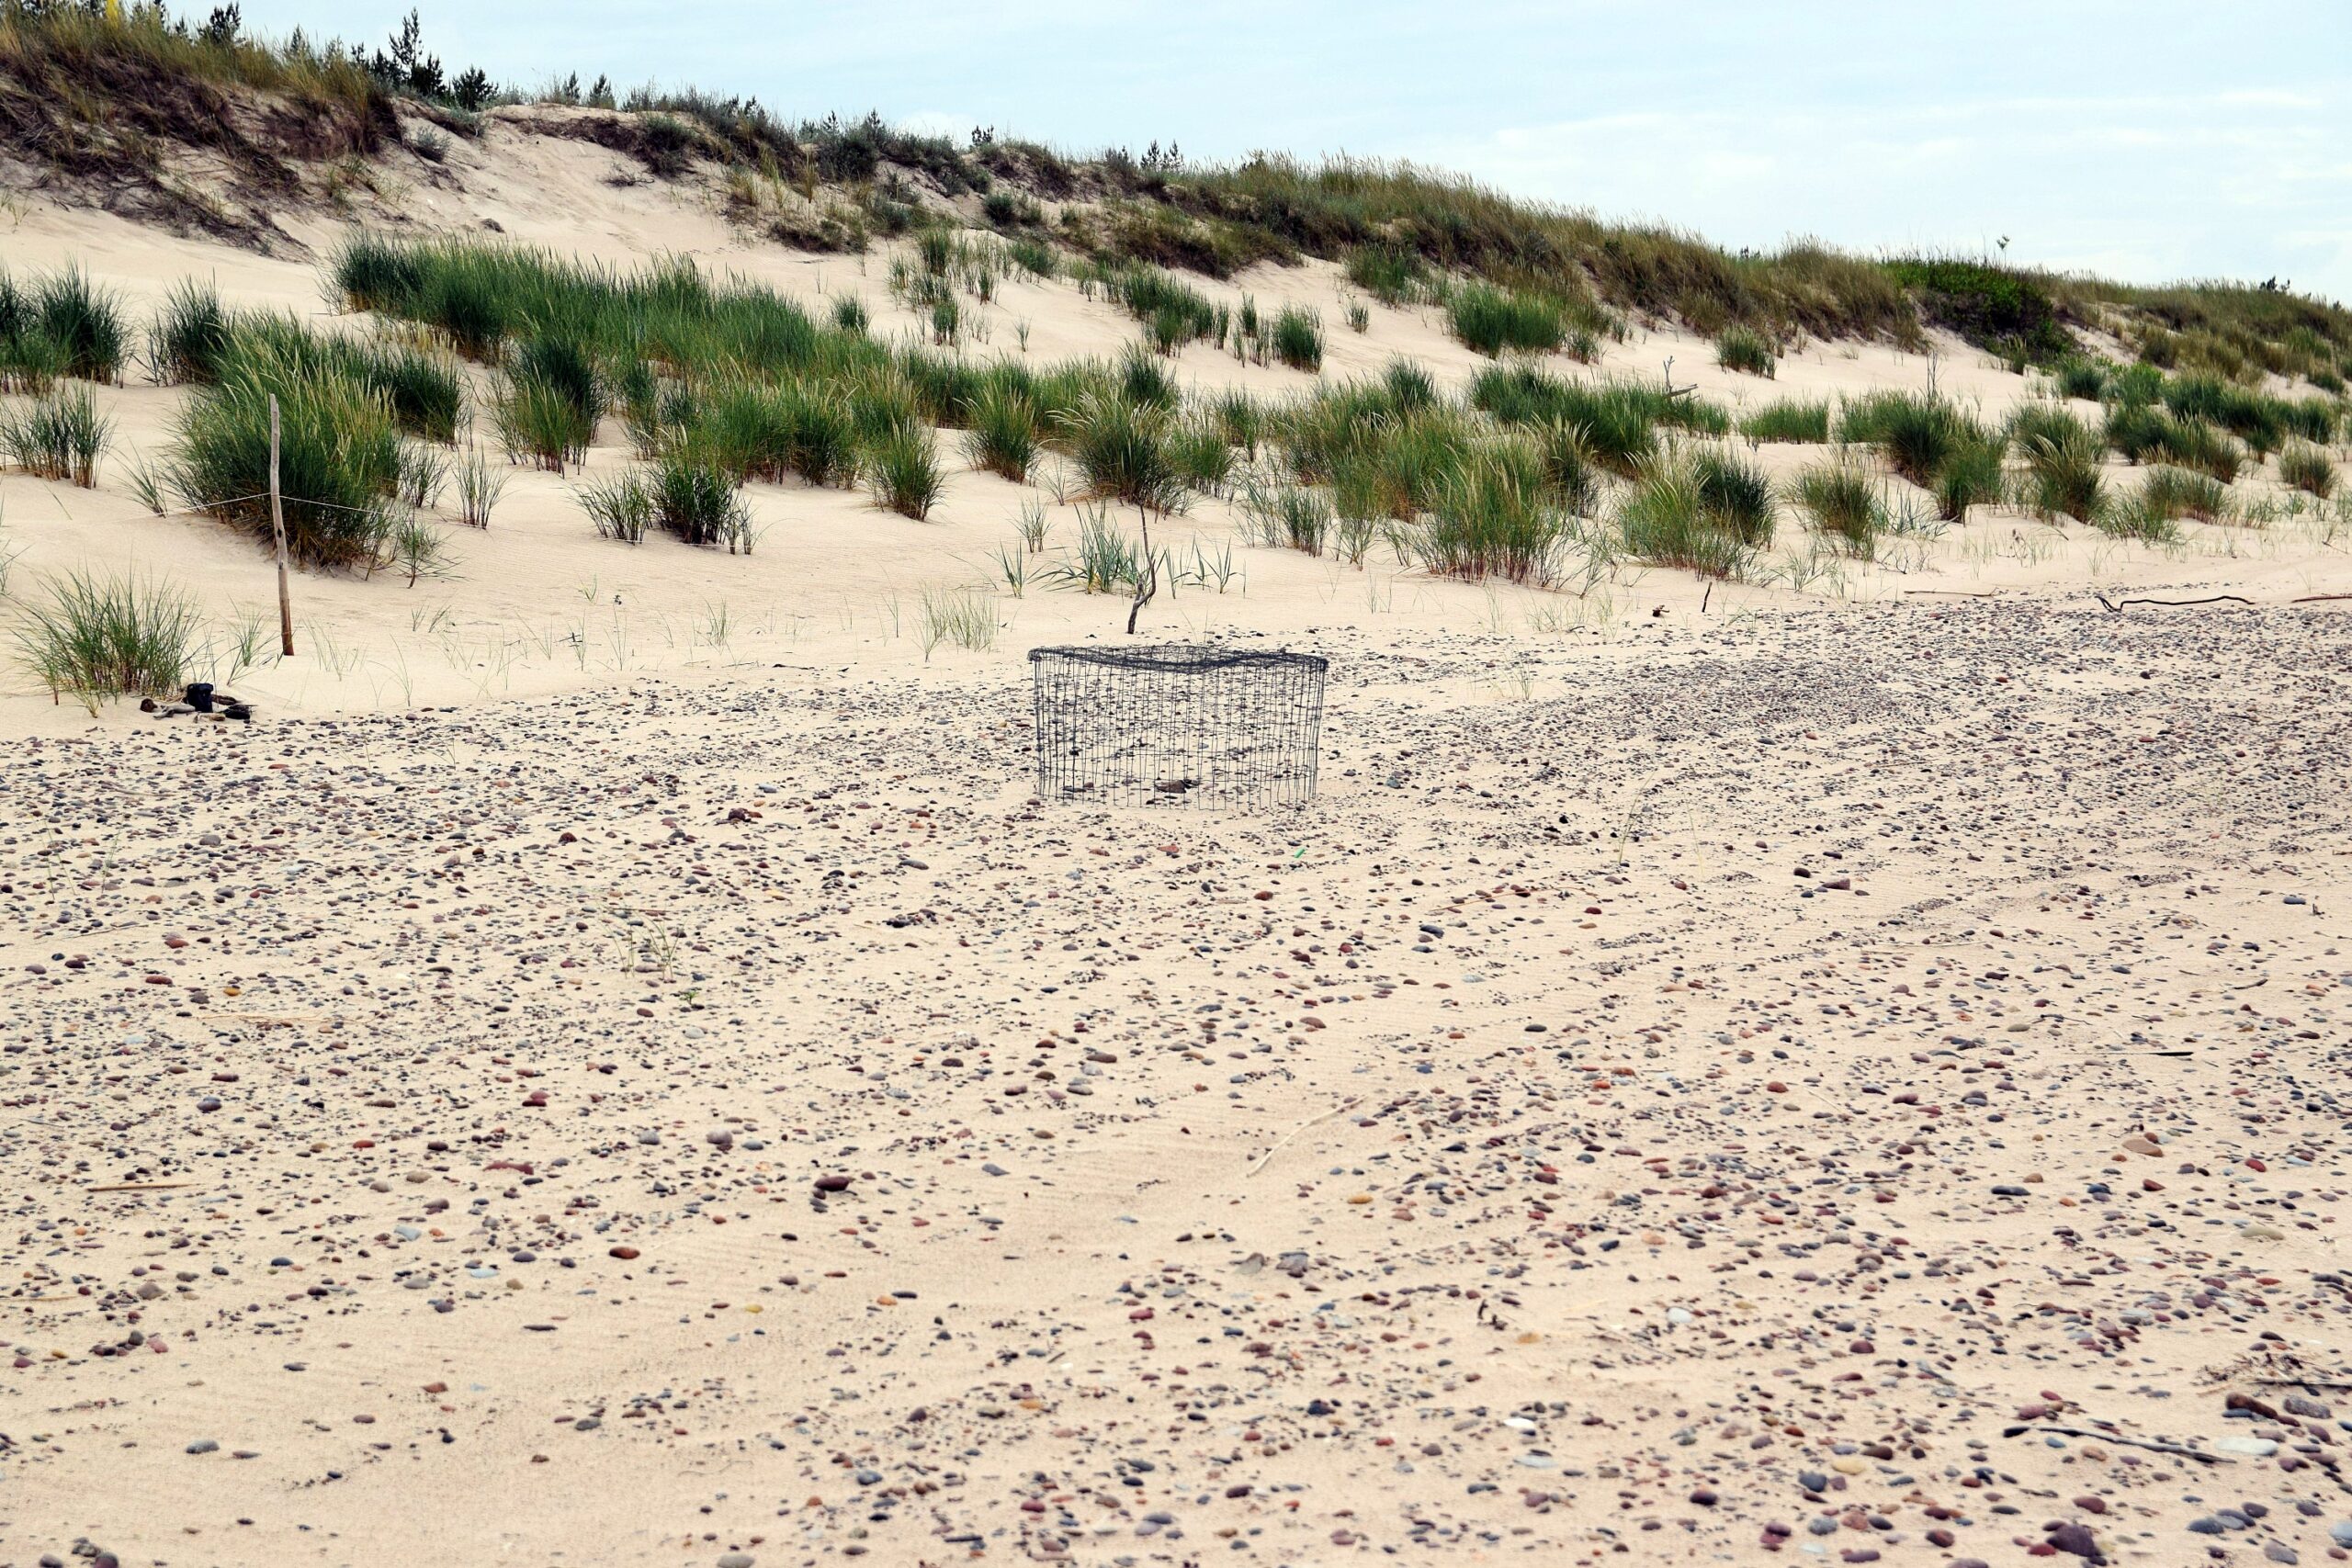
0;65;2350;1568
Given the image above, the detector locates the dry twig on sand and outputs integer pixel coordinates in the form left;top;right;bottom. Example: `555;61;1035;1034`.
1245;1097;1363;1178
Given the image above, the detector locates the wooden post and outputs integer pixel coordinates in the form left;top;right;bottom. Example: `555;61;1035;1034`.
269;394;293;657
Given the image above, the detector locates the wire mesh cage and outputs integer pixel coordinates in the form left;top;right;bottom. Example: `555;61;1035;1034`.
1029;645;1329;809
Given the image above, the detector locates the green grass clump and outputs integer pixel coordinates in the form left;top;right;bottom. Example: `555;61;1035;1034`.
1189;391;1255;462
916;584;997;659
1059;394;1188;513
0;384;111;486
1113;343;1180;411
147;280;235;386
865;426;945;520
962;382;1041;481
10;570;200;712
2161;374;2286;456
2100;400;2165;464
1109;265;1219;350
652;453;753;548
1738;398;1832;443
1408;440;1564;583
1714;324;1777;377
2280;397;2338;445
2136;465;2230;523
580;470;653;543
1238;479;1332;555
164;337;401;570
1933;434;2006;521
2151;418;2242;483
1169;416;1235;494
2016;426;2109;524
496;373;594;471
455;445;506;527
1004;238;1058;278
1270;307;1324;371
2106;405;2244;482
1053;505;1147;593
2005;402;2091;457
1615;455;1764;578
1790;458;1886;555
1448;284;1566;356
1690;446;1775;546
1838;392;1985;487
1529;420;1601;516
1344;245;1429;305
2;266;130;383
771;381;861;487
508;332;605;437
1469;367;1659;475
2279;441;2337;499
2051;358;2108;400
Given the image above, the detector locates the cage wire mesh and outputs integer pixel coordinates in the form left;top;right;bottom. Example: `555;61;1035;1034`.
1029;645;1329;809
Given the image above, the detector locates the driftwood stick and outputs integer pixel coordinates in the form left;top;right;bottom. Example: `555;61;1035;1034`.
1905;589;1996;598
2290;592;2352;604
2003;1423;2229;1463
2095;592;2256;612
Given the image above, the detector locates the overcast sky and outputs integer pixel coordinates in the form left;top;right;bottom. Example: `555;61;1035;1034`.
238;1;2352;299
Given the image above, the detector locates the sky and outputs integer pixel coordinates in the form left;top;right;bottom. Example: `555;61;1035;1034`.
237;1;2352;299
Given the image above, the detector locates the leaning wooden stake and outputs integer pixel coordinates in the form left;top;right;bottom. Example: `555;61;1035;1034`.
269;393;293;657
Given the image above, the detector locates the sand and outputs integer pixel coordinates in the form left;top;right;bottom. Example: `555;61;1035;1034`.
3;112;2352;1568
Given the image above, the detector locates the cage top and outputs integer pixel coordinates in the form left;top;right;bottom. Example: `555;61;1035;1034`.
1028;644;1328;675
